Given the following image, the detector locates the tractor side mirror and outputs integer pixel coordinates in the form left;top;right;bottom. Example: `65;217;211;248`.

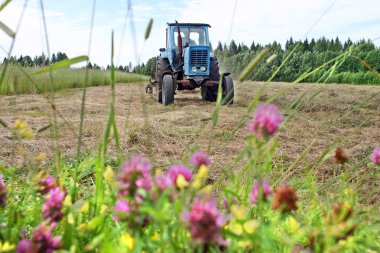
159;48;165;52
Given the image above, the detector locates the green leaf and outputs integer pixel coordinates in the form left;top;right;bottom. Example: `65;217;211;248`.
144;18;153;40
33;55;89;75
0;20;15;38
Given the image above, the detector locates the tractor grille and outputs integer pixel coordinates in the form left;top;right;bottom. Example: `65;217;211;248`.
190;49;208;67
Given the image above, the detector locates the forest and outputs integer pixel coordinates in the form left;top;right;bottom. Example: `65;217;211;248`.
135;37;380;85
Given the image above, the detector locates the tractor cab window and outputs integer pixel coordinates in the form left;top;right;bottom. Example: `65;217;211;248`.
174;27;207;47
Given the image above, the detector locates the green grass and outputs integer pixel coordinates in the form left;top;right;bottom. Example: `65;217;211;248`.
0;65;149;95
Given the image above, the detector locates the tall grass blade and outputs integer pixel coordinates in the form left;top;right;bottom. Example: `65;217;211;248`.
211;76;223;127
33;56;89;75
0;21;15;38
0;0;11;12
144;18;153;40
238;48;268;82
0;118;8;128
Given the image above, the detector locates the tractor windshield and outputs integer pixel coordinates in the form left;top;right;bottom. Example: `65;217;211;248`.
174;27;207;47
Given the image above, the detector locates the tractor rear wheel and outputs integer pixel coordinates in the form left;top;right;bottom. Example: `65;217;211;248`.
222;75;234;105
162;75;174;105
156;57;171;104
201;57;219;101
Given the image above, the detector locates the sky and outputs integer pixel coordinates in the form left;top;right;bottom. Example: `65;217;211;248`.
0;0;379;67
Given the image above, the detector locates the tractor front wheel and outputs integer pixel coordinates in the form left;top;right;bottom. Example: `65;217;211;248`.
201;57;219;101
222;75;234;105
162;75;175;105
156;57;171;104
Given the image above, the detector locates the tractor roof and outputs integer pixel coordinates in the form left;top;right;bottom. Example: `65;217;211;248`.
167;23;211;28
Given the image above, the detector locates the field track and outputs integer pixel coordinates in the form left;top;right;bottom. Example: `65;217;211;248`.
1;81;379;204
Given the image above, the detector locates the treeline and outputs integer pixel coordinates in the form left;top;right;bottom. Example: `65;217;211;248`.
3;52;69;68
2;52;135;73
138;37;380;85
215;37;380;84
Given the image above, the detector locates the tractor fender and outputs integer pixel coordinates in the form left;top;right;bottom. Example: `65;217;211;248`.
220;72;231;77
163;71;173;76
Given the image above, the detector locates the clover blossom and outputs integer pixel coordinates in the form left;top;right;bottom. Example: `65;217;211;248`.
0;176;7;207
36;175;56;196
371;147;380;165
42;187;66;222
248;104;283;138
182;197;226;246
249;180;272;204
190;151;211;168
117;156;152;198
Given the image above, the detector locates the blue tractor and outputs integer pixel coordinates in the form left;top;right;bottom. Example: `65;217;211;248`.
146;21;234;105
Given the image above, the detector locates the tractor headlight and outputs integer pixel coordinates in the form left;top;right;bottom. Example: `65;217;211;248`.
191;66;197;72
200;66;207;72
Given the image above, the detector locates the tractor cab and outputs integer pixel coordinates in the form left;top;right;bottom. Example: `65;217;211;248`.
146;21;234;106
164;23;211;78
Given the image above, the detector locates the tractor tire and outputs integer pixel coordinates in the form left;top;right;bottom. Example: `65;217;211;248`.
162;75;175;105
201;57;219;101
156;57;171;104
222;75;234;105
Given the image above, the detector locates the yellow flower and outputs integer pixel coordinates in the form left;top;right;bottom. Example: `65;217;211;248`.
14;119;21;129
176;174;189;189
155;168;162;177
20;129;33;139
229;222;243;235
150;232;159;241
78;223;88;232
0;241;15;252
287;216;299;233
121;234;135;250
68;213;75;224
19;120;28;130
64;195;72;207
345;187;353;196
192;178;202;189
197;165;208;179
231;205;247;220
200;185;213;194
243;220;258;234
35;153;46;162
103;166;115;183
101;205;108;214
79;201;89;213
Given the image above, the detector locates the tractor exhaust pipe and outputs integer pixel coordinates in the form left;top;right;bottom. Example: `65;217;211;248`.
175;20;183;64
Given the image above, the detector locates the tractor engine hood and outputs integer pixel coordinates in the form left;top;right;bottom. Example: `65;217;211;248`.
184;45;210;76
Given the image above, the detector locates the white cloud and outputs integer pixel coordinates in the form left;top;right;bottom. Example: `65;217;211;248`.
1;0;379;67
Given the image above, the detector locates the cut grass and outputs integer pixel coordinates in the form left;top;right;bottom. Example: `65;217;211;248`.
0;81;379;213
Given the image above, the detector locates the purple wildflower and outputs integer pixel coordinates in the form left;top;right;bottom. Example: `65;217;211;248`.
117;156;152;197
190;151;211;168
155;173;173;191
36;175;55;195
0;176;7;207
113;199;130;221
248;104;283;138
182;197;226;246
371;147;380;165
222;197;238;209
168;164;192;185
16;239;32;253
30;224;61;253
249;180;272;204
42;187;66;223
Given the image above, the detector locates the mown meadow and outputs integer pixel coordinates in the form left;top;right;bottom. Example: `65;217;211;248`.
1;1;380;253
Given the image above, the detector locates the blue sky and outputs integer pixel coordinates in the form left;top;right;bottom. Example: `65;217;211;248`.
0;0;379;67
